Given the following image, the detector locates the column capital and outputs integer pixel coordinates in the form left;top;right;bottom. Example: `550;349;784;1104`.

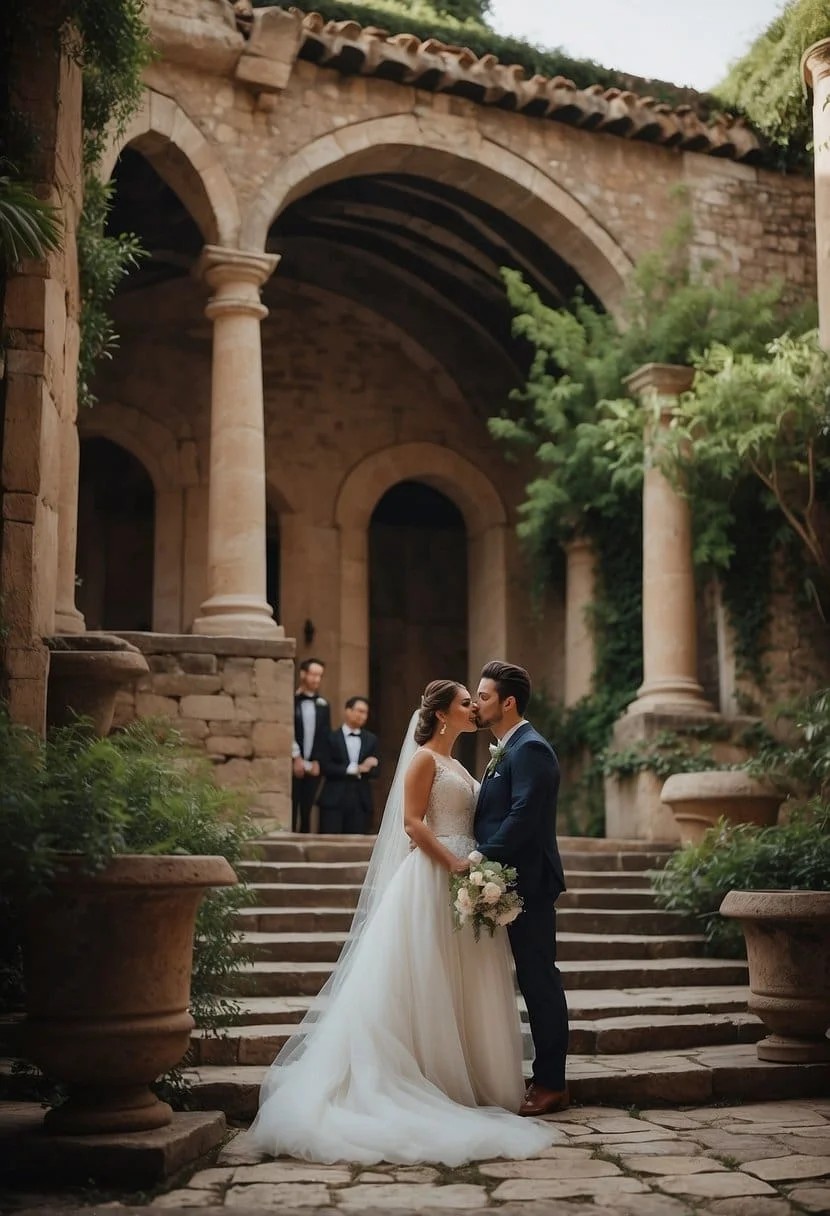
195;245;280;290
195;247;280;321
624;362;694;401
562;534;595;559
802;37;830;89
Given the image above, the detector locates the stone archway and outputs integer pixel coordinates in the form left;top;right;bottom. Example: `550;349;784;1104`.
98;88;241;246
333;442;508;712
240;114;634;314
78;403;198;632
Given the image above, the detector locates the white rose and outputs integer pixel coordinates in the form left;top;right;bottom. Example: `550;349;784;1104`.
482;881;502;905
469;870;485;886
468;850;484;864
496;906;522;926
456;888;472;909
457;909;471;926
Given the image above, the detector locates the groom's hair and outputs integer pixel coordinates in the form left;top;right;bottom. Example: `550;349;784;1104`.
480;661;531;715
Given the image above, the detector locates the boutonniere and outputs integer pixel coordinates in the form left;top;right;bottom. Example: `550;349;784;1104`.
315;696;327;707
485;741;507;778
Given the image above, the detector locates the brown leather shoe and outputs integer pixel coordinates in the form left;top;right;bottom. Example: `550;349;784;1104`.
519;1082;570;1116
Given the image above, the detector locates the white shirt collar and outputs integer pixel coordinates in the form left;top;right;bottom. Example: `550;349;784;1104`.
497;720;526;748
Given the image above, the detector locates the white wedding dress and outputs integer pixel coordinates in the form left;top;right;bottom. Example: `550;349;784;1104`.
248;748;555;1165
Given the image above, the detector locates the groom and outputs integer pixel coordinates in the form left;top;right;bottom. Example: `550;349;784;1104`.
473;660;569;1116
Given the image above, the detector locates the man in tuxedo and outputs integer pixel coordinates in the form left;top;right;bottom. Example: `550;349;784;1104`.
318;696;380;834
473;659;569;1117
292;657;331;834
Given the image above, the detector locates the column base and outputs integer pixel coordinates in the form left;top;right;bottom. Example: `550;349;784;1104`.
53;605;86;635
626;677;713;717
192;594;282;640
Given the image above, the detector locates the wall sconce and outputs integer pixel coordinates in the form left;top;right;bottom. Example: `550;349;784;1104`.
303;618;315;646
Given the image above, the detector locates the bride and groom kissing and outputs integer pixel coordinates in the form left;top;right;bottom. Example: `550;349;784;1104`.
248;660;569;1166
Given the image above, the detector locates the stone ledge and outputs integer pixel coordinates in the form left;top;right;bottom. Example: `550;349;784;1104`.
0;1105;226;1188
115;632;297;660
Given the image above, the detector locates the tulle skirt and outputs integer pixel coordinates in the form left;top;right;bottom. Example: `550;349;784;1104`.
246;835;556;1165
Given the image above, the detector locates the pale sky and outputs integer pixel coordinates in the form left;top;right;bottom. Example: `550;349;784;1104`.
488;0;787;92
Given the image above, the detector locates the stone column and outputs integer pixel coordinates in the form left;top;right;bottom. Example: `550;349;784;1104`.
803;39;830;350
625;363;710;715
54;316;85;634
563;535;596;706
192;246;281;639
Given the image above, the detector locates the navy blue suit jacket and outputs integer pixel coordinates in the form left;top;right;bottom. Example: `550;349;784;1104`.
473;722;565;899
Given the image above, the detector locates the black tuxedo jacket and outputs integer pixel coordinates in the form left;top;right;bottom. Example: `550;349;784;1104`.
293;694;332;766
319;728;380;814
473;722;565;899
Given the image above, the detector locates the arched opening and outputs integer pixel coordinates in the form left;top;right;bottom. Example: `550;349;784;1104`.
369;480;473;814
266;504;281;624
77;438;155;631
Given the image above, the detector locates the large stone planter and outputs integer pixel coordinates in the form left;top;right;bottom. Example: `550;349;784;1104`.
22;854;237;1135
46;633;149;736
660;770;782;846
720;889;830;1063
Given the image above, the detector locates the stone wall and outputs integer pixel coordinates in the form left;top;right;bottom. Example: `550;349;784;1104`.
1;4;84;730
112;632;295;825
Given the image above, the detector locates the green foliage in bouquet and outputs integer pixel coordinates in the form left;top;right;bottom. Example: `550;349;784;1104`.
449;854;522;941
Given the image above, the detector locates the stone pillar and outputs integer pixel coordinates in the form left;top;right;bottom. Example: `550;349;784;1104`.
563;535;596;706
803;39;830;350
192;246;281;639
625;363;711;715
54;316;85;634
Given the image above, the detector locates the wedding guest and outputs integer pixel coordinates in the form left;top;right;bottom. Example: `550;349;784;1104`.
318;696;379;834
292;658;331;833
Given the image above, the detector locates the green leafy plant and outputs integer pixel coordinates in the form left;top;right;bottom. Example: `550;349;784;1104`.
77;176;145;407
0;712;255;1033
0;169;61;267
716;0;829;158
653;689;830;955
652;808;830;957
662;330;830;618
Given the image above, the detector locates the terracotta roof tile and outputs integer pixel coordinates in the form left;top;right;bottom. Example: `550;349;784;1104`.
288;7;762;162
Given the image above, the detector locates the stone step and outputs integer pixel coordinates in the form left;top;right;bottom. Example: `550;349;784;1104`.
244;883;662;913
559;851;671;871
230;956;747;997
189;1009;764;1066
235;929;707;964
240;860;661;888
562;870;652;889
247;883;364;908
180;1043;830;1119
238;861;370;885
248;840;375;863
226;985;754;1028
235;905;693;935
557;887;657;909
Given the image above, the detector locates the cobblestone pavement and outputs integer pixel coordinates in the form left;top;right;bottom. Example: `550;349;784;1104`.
5;1100;830;1215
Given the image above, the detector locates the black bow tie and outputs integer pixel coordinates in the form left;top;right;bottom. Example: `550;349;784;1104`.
348;732;361;737
300;694;316;701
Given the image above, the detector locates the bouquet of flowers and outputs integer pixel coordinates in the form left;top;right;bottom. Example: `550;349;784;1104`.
449;850;523;941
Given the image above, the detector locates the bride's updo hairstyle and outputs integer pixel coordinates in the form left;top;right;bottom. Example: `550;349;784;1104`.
414;680;462;745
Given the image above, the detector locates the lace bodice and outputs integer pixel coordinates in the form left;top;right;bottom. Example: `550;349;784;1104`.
424;751;477;844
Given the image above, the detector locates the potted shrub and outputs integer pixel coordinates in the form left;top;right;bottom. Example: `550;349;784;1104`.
653;692;830;1063
0;712;253;1135
45;633;150;736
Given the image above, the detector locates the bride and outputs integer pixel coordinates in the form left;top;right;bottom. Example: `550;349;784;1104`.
247;679;557;1165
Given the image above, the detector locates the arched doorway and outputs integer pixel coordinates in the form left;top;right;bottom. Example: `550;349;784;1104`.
369;480;474;813
77;438;155;630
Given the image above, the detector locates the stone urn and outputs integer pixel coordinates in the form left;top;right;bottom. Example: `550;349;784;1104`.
660;770;782;846
720;889;830;1063
22;854;237;1135
45;633;149;736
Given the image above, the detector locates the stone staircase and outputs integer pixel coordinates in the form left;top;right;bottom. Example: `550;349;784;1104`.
184;833;830;1117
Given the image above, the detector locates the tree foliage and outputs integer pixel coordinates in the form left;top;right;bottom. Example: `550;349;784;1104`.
662;330;830;598
715;0;830;156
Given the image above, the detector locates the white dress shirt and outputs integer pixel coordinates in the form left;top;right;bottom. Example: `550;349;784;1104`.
342;724;362;776
299;696;317;767
498;720;526;748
